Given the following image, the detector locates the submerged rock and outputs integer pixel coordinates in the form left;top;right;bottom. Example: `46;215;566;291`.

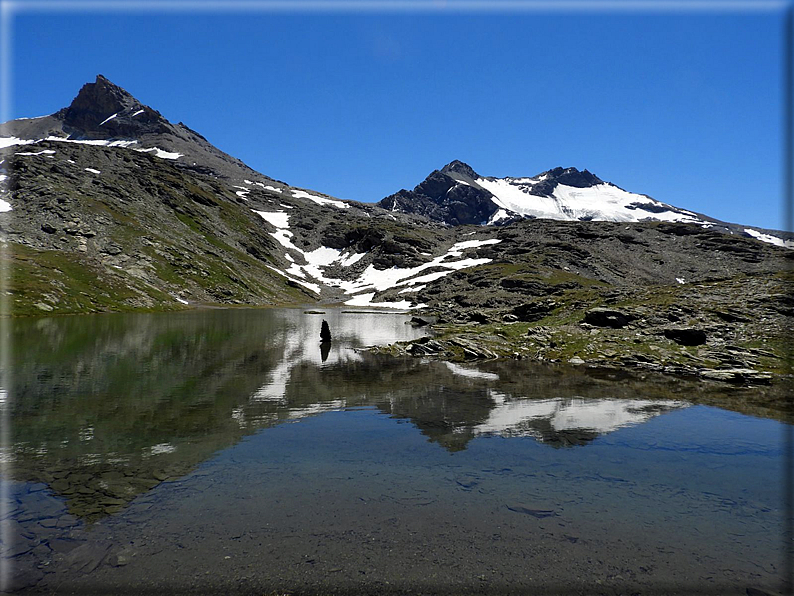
700;368;772;384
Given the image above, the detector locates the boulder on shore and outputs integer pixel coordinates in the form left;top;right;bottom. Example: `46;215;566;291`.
583;308;633;329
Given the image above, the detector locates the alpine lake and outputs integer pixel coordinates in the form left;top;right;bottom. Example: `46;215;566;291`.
3;307;791;595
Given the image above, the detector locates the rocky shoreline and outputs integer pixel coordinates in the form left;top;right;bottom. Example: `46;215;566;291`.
370;281;792;390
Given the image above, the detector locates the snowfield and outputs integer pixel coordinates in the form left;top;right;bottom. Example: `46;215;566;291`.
743;228;794;249
476;177;700;225
252;208;499;308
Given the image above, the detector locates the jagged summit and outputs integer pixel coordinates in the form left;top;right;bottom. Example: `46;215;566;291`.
540;166;603;188
0;74;274;182
56;75;168;140
440;160;479;180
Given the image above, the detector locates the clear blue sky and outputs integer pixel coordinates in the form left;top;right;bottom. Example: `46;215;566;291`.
7;2;789;230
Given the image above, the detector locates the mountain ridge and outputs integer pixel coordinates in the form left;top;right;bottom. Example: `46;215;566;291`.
0;75;791;386
379;159;779;243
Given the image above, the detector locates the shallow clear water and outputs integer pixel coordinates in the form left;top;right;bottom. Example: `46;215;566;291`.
3;308;790;595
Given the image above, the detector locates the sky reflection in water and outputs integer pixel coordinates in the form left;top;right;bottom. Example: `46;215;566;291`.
5;308;790;594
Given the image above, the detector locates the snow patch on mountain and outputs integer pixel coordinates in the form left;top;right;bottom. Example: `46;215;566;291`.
0;137;36;149
137;147;183;160
16;149;56;157
743;228;794;249
291;189;349;209
98;112;118;126
476;177;699;224
343;292;420;310
251;208;499;307
0;136;182;160
254;210;289;229
0;173;10;212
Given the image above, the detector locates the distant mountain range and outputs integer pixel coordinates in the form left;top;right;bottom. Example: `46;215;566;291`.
378;160;791;247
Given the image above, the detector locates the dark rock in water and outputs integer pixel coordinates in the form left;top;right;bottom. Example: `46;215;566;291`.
663;327;707;346
409;316;430;327
320;341;331;362
320;320;331;343
583;308;633;329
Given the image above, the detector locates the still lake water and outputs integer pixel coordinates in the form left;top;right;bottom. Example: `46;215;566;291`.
3;307;791;595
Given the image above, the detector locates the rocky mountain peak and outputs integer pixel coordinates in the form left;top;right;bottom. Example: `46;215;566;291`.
542;166;604;188
60;75;167;139
440;160;479;180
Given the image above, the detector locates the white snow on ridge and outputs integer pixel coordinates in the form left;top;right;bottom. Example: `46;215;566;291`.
44;136;138;148
487;209;512;225
16;149;56;156
137;147;183;160
743;228;794;249
0;136;182;160
0;137;35;149
84;168;101;174
291;189;349;209
476;177;701;225
98;112;118;126
132;109;145;117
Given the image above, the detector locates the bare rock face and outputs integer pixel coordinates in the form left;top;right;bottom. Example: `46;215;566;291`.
60;75;169;139
378;161;498;226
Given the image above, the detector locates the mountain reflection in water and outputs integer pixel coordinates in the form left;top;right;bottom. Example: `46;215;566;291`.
5;308;790;595
8;307;784;523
